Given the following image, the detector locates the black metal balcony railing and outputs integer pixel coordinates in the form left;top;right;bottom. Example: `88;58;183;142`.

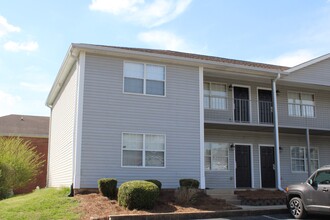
258;101;273;124
204;98;324;129
234;99;250;123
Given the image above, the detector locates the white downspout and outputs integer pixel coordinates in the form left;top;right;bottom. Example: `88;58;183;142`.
199;66;205;189
272;73;283;191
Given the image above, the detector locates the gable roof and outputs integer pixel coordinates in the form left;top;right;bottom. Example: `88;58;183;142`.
0;114;49;137
285;53;330;73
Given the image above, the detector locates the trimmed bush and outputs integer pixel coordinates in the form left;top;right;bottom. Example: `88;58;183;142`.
145;179;162;190
118;180;160;210
98;178;117;199
179;179;200;189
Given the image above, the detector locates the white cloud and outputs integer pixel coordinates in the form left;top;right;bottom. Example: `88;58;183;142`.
89;0;192;27
138;30;186;51
20;82;51;92
263;50;316;67
0;15;20;37
0;90;22;117
4;41;39;52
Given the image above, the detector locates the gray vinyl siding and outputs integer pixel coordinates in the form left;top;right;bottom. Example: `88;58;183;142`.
205;129;330;189
276;84;330;130
48;65;77;187
282;58;330;86
79;53;201;189
204;76;330;130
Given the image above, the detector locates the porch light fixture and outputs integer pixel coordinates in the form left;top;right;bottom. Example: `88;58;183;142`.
228;85;233;90
276;90;280;95
230;143;235;149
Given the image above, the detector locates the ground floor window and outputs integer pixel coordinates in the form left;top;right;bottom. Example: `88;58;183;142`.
205;142;229;171
122;133;165;167
291;146;319;172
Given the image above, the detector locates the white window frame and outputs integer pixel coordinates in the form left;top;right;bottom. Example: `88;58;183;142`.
310;147;319;173
291;146;307;173
203;82;228;110
287;91;315;118
204;142;229;171
123;61;166;97
290;146;319;173
122;132;166;168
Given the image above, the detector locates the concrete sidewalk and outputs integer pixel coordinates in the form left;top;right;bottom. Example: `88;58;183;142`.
106;205;288;220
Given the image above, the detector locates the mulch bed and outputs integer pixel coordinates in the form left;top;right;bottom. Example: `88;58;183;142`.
234;189;286;206
75;190;239;220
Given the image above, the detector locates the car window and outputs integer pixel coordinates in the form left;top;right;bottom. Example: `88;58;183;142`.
314;170;330;185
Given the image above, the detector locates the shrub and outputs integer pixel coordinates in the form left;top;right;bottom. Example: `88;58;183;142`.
118;180;160;210
174;187;200;205
145;179;162;190
98;178;117;199
0;137;44;199
179;179;200;189
0;163;14;199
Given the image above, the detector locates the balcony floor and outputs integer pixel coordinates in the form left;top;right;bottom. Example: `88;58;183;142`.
205;122;330;136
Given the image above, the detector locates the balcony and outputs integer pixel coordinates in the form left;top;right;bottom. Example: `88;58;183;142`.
204;97;329;131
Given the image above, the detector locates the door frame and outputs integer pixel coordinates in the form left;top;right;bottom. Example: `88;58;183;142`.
258;144;275;188
234;143;254;188
256;87;272;124
232;84;252;123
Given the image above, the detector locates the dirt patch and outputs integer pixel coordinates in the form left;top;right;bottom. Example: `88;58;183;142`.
75;190;239;220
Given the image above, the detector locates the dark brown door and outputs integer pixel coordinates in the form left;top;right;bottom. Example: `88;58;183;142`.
258;89;273;124
234;87;250;123
235;145;251;188
260;146;275;188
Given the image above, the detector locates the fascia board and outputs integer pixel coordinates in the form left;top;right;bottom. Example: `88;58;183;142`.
45;45;78;107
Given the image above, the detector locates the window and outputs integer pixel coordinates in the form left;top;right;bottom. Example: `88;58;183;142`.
122;133;165;167
205;142;229;171
314;170;330;185
288;92;315;117
291;147;306;172
124;62;165;96
291;147;319;172
204;82;227;110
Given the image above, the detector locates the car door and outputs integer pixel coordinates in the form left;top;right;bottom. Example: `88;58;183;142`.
309;170;330;213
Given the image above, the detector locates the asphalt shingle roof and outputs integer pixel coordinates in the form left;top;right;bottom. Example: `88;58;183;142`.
0;114;49;137
89;44;289;71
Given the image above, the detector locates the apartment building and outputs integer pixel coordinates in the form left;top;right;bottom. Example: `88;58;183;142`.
46;44;330;192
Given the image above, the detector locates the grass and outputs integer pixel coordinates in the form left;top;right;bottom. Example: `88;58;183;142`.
0;188;80;220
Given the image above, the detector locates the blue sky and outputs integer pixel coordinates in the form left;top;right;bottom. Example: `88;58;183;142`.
0;0;330;117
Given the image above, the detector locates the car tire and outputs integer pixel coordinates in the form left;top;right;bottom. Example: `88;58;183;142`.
289;197;307;219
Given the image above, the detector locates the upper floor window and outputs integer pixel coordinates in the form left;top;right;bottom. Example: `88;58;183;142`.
291;146;319;173
288;92;315;118
205;142;229;171
122;133;165;168
124;62;165;96
204;82;227;110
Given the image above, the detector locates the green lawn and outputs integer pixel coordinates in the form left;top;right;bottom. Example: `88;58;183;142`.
0;188;80;220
